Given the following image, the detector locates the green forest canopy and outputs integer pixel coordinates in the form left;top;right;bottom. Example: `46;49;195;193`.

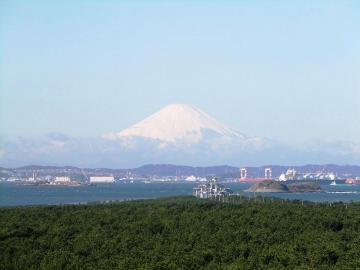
1;196;360;269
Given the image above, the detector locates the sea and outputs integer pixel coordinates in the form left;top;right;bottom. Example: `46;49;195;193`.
2;181;360;207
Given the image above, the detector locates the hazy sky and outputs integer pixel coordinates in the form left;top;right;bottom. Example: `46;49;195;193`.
1;0;359;144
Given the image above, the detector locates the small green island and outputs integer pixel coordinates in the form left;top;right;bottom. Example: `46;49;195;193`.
287;181;323;192
246;180;322;193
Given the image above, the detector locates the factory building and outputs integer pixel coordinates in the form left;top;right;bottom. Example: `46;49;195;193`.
55;176;71;183
89;176;115;183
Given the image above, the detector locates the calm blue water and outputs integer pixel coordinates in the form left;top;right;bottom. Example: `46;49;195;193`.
2;181;360;206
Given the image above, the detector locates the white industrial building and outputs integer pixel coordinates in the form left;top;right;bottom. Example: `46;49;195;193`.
55;176;71;183
89;176;115;183
185;175;197;181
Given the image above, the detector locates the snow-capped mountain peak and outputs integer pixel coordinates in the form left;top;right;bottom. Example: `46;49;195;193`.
103;104;248;144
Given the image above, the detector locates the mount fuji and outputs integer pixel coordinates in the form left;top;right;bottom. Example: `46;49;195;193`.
1;104;359;168
103;104;264;149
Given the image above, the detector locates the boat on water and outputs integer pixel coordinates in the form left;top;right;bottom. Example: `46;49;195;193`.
330;180;337;186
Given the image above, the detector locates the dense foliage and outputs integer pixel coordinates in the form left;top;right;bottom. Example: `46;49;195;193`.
1;196;360;269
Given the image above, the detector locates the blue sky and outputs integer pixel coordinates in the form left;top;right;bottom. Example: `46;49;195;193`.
1;0;359;144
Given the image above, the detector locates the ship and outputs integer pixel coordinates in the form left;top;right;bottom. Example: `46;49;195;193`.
239;167;273;183
239;177;270;183
330;180;337;186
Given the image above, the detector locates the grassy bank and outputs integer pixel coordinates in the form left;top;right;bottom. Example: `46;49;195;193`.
1;196;360;269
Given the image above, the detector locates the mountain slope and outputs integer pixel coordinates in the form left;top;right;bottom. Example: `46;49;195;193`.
103;104;262;147
2;105;360;167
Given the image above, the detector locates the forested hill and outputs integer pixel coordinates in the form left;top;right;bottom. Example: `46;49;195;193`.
1;197;360;269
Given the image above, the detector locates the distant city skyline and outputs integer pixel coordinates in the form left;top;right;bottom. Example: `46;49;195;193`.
1;1;360;147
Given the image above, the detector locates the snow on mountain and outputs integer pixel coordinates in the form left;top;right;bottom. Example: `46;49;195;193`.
2;103;360;166
5;104;360;168
103;104;261;147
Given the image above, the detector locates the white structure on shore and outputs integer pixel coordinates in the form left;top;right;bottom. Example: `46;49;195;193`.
265;168;272;179
240;168;247;179
55;176;71;183
89;176;115;183
277;169;338;181
278;168;297;181
193;178;232;198
185;175;197;181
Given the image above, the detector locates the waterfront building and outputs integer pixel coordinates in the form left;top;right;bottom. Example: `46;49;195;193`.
89;176;115;183
55;176;71;183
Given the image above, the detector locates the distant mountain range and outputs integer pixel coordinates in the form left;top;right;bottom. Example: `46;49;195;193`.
3;164;360;178
1;104;360;167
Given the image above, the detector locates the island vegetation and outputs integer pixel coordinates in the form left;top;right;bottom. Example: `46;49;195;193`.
247;180;322;193
287;182;323;193
1;196;359;269
246;180;289;193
